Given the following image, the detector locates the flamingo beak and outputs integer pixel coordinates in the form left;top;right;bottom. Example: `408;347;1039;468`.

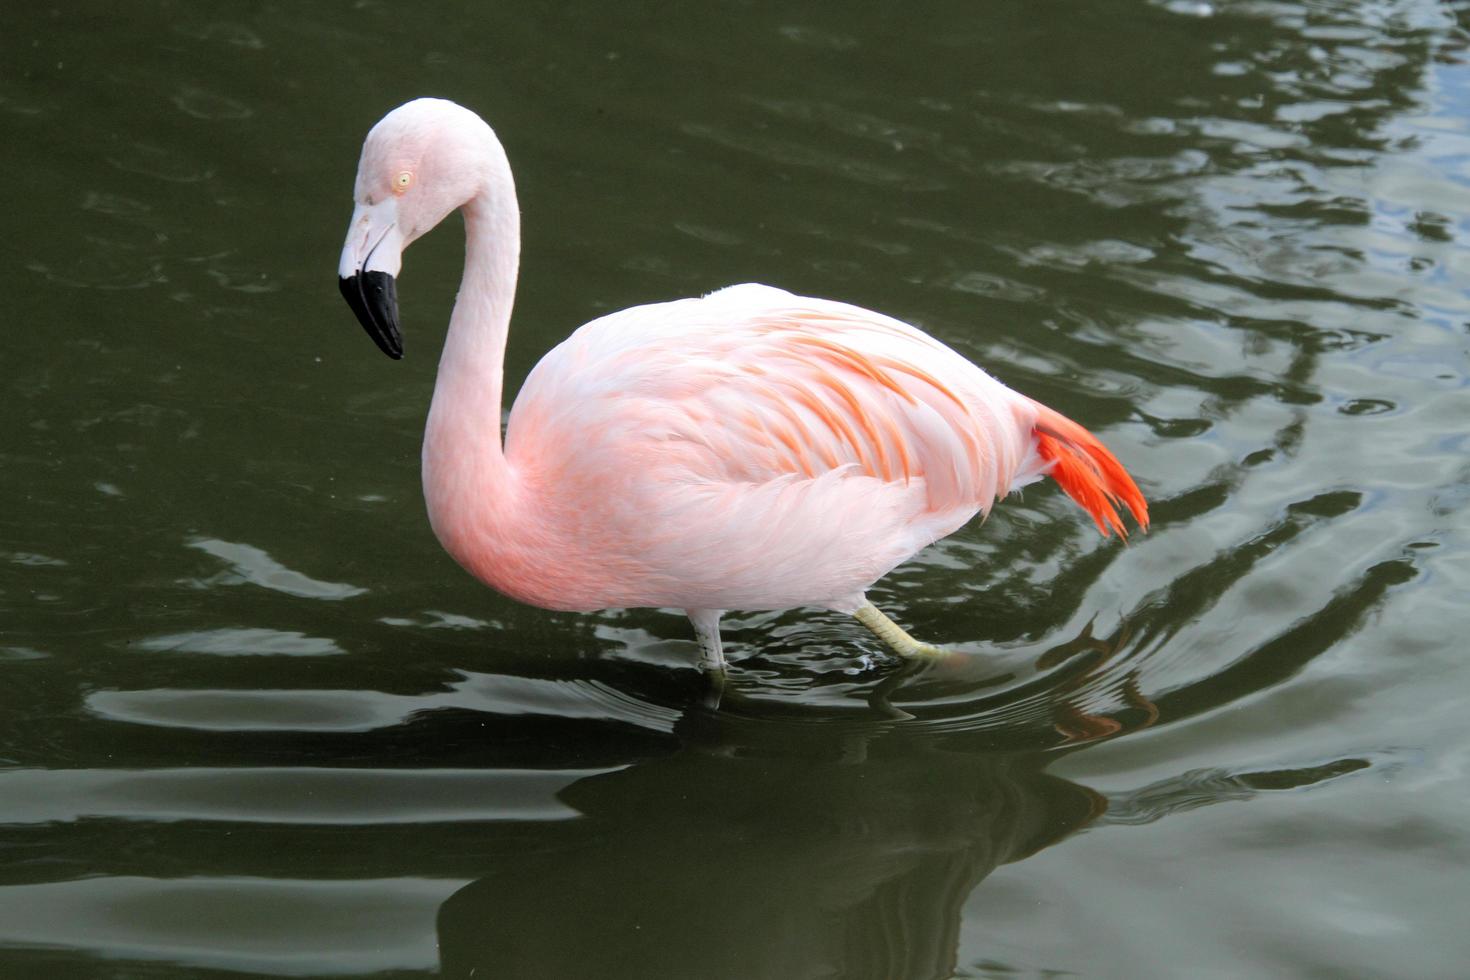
338;198;406;359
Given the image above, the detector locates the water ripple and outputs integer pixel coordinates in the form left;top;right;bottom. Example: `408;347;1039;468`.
0;876;461;975
185;537;367;600
0;766;609;825
135;628;345;657
85;671;683;734
1100;756;1376;826
170;84;252;121
679;121;934;188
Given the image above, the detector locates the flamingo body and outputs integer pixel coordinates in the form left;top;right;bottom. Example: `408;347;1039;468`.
337;99;1148;669
464;284;1041;614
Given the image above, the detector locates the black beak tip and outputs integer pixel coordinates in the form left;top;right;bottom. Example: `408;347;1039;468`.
339;272;404;360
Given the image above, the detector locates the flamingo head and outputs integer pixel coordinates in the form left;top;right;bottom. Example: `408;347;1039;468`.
337;98;500;359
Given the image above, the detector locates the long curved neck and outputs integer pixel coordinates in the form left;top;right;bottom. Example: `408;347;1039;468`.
423;145;521;509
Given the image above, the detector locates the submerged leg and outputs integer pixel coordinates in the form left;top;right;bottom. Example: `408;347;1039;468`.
686;609;728;672
853;603;947;659
685;609;729;709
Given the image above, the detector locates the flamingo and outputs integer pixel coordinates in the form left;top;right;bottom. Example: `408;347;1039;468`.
337;98;1148;679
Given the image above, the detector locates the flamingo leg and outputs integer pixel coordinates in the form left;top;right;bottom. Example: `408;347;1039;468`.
686;609;728;673
853;603;946;659
686;609;728;709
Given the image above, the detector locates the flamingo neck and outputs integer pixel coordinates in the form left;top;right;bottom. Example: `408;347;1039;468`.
423;154;522;525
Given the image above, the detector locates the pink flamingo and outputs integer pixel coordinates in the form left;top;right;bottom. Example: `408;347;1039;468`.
338;98;1148;677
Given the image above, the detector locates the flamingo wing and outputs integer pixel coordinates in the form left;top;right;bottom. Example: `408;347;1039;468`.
502;284;1046;610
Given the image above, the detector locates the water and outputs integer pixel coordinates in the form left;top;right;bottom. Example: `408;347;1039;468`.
5;1;1470;976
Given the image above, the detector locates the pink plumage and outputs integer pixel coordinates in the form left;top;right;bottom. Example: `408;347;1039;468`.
337;98;1148;675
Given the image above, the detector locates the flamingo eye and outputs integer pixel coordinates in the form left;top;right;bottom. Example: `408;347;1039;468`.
393;170;414;194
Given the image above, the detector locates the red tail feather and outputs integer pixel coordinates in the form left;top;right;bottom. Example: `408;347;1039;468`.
1030;402;1149;538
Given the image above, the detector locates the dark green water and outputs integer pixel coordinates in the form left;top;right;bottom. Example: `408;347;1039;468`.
6;1;1470;977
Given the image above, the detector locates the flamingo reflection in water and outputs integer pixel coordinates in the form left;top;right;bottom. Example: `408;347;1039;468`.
428;614;1175;980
